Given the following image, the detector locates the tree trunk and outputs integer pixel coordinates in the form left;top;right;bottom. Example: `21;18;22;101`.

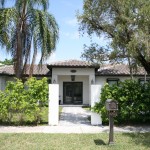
14;30;23;79
137;52;150;74
14;1;28;79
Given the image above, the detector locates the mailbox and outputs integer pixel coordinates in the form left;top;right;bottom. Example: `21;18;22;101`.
105;99;118;145
105;99;118;111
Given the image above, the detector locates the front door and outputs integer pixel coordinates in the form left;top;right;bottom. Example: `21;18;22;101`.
63;82;83;104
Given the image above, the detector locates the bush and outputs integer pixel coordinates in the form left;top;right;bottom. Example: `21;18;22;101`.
0;77;48;125
93;80;150;124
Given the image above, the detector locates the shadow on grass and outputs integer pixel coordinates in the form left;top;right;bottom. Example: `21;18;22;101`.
122;132;150;148
94;139;106;145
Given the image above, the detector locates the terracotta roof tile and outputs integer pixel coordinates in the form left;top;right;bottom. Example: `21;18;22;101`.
48;59;99;68
0;62;147;76
96;64;146;75
0;64;50;76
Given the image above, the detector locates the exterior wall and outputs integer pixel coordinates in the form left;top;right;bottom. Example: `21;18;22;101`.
52;68;95;105
95;76;143;87
58;75;89;105
0;76;6;91
0;76;14;90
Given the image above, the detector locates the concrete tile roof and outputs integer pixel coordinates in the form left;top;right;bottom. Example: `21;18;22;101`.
0;62;147;76
48;59;99;68
0;64;51;76
96;64;146;76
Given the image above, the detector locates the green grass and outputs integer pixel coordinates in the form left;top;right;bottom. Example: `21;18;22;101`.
0;133;149;150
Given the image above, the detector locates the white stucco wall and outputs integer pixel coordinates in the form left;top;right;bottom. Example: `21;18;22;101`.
52;68;95;105
0;76;5;91
91;85;102;125
58;75;89;105
48;84;59;125
95;76;139;87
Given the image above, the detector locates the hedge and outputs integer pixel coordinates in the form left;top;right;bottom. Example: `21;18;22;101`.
0;77;48;125
93;80;150;124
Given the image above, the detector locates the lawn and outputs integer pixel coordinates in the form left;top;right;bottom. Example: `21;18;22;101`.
0;133;149;150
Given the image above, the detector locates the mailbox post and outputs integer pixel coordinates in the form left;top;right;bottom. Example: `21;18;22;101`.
105;99;118;145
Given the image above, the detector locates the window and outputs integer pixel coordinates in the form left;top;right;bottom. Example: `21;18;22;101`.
107;78;119;86
139;78;150;84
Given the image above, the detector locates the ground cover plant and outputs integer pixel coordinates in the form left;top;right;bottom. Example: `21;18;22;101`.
93;80;150;124
0;133;149;150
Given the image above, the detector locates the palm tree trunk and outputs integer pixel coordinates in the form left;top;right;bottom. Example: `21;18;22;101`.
15;29;23;79
15;1;28;79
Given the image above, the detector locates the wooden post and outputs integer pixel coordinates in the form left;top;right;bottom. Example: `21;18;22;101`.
109;114;114;145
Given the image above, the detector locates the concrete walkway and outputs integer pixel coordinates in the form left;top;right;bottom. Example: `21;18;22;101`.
59;106;91;126
0;106;150;133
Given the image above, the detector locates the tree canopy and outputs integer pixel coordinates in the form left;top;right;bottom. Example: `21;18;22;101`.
78;0;150;74
0;59;13;65
0;0;59;78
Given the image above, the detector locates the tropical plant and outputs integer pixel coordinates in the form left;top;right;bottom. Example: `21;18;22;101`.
0;0;59;79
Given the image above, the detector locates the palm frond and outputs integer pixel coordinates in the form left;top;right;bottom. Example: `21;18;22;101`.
0;8;17;49
0;0;59;79
31;9;59;64
0;0;5;8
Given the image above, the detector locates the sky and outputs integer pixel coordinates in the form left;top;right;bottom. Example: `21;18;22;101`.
0;0;108;63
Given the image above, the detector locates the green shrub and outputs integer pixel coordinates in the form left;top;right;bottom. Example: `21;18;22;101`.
93;80;150;124
25;77;48;124
0;77;48;125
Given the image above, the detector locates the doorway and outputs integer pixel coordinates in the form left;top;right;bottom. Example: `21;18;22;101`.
63;82;83;104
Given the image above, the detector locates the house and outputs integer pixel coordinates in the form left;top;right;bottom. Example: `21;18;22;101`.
0;59;149;105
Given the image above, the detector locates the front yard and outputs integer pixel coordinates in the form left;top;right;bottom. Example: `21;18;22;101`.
0;133;149;150
0;106;63;126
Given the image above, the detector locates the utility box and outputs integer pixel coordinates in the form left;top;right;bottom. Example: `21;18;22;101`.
105;99;118;111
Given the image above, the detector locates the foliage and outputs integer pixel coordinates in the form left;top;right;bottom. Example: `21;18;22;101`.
0;77;48;125
93;80;150;124
78;0;150;74
0;0;59;78
0;59;13;65
25;77;48;124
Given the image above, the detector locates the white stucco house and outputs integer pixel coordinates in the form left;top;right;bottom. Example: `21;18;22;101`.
0;59;149;106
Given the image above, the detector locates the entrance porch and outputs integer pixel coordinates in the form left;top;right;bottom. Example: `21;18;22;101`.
54;75;93;105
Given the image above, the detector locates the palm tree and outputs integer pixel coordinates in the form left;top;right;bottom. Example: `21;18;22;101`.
0;0;59;78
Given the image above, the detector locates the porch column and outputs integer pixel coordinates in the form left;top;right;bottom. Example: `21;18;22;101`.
48;84;59;126
91;85;102;125
89;74;95;105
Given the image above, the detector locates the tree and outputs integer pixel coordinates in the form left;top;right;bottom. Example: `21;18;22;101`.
78;0;150;74
0;0;59;78
0;59;13;65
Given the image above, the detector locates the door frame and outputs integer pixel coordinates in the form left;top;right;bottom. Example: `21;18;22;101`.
63;82;83;104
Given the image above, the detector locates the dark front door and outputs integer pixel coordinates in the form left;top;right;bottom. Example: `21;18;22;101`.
63;82;83;104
